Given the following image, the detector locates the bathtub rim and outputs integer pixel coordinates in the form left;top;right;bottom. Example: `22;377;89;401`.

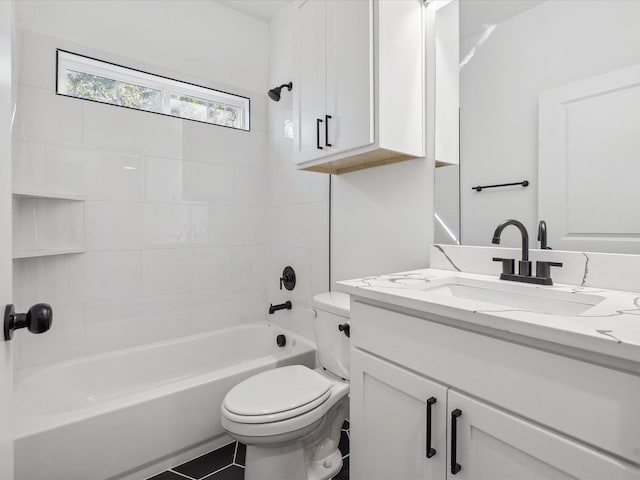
14;322;316;439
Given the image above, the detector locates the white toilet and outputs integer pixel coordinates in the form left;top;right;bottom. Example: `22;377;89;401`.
221;292;350;480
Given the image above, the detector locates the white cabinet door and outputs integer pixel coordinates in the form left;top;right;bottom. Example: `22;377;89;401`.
0;1;14;478
326;0;373;156
351;349;448;480
294;0;327;165
447;390;640;480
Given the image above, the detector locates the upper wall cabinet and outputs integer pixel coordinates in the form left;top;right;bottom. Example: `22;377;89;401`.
294;0;425;174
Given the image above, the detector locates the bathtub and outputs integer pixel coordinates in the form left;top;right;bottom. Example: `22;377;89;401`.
14;323;316;480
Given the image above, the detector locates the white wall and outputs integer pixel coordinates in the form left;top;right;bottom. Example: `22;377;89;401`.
460;0;640;248
266;5;330;341
331;158;433;282
12;1;270;369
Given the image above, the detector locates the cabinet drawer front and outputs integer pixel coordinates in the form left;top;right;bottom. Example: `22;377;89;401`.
351;301;640;464
350;349;447;480
448;390;640;479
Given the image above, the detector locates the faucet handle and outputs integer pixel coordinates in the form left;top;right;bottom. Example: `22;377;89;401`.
536;261;563;281
492;257;515;275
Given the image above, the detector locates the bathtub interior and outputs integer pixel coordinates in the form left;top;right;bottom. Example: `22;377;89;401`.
13;323;317;480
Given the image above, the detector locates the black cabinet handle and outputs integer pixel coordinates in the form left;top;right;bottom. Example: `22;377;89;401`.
325;114;332;147
451;409;462;474
426;397;437;458
316;118;323;150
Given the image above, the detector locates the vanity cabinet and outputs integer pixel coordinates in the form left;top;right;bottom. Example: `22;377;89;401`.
293;0;424;174
349;301;640;480
350;349;447;479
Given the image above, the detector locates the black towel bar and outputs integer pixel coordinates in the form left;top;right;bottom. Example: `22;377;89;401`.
472;180;529;192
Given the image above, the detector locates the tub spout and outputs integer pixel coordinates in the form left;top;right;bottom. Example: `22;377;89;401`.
269;301;292;314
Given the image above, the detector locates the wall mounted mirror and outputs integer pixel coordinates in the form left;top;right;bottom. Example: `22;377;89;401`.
433;0;640;254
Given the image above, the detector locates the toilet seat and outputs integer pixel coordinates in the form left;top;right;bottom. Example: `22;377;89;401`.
221;367;349;438
223;365;332;424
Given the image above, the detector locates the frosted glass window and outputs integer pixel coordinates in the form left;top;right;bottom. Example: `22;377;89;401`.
57;50;250;131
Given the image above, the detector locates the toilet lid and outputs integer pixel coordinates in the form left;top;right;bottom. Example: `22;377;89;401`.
223;365;332;418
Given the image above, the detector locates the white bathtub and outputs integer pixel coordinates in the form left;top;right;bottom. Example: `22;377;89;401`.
14;323;316;480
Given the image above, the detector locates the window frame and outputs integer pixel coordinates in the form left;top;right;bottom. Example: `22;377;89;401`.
56;49;250;131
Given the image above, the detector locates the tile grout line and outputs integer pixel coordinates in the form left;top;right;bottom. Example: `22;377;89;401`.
232;441;238;464
200;463;236;480
168;469;198;480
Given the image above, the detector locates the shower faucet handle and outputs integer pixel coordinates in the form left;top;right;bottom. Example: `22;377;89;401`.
4;303;53;341
279;266;296;291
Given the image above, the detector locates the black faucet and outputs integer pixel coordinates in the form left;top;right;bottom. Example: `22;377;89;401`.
491;219;563;285
537;220;552;250
491;219;532;276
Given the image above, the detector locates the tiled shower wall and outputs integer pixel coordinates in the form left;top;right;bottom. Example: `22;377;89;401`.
11;2;271;369
265;5;330;342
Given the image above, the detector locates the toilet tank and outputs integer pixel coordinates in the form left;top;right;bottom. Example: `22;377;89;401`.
313;292;350;380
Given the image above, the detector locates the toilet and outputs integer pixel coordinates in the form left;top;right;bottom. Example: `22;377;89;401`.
221;291;350;480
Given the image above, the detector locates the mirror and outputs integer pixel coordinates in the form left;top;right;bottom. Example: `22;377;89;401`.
434;0;640;253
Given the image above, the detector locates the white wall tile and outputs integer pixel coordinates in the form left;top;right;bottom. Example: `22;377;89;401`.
85;202;143;251
277;202;328;250
143;204;190;248
13;254;87;308
14;304;85;368
269;166;313;206
84;151;144;202
13;142;85;196
190;288;237;331
191;248;232;291
232;207;266;247
190;205;235;247
142;249;192;297
183;161;234;204
185;121;266;168
232;283;267;324
231;246;266;288
145;156;183;203
18;29;57;91
84;251;142;302
250;96;269;133
143;113;184;160
15;85;83;147
234;167;267;206
85;294;191;353
82;101;147;155
83;102;183;159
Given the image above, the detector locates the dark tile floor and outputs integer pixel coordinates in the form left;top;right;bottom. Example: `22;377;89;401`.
148;420;350;480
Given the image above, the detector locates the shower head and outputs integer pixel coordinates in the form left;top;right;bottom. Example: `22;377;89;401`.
268;82;293;102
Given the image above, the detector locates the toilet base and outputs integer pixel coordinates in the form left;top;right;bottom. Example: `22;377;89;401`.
244;443;342;480
241;396;348;480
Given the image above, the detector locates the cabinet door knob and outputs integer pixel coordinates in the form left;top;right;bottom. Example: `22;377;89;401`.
316;118;323;150
4;303;53;341
426;396;437;458
325;114;332;147
451;409;462;474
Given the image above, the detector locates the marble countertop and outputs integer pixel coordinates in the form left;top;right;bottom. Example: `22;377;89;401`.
336;268;640;366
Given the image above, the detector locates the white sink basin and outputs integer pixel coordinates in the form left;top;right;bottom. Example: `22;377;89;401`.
419;277;605;316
